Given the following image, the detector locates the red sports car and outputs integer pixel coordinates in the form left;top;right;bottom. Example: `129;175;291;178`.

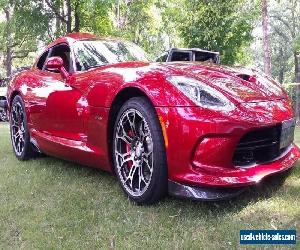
6;33;300;204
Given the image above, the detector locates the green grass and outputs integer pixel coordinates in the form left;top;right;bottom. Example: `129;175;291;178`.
0;123;299;249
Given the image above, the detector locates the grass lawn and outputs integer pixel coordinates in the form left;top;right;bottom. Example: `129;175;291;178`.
0;122;299;249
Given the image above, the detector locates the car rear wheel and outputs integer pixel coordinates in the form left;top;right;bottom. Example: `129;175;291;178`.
10;95;36;160
0;109;7;122
113;97;168;204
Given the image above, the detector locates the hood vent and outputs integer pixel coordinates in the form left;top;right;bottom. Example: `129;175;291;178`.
237;74;256;83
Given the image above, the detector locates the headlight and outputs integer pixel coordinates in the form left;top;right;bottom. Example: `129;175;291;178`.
167;76;234;111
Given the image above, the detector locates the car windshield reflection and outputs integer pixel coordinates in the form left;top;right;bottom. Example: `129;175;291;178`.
73;40;149;71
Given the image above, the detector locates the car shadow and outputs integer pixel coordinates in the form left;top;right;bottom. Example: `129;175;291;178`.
8;150;299;239
36;153;297;215
161;167;298;217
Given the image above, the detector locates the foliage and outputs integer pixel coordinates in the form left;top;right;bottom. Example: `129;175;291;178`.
79;0;115;36
269;0;300;83
0;0;50;76
111;0;171;57
0;0;297;80
294;35;300;54
180;0;260;64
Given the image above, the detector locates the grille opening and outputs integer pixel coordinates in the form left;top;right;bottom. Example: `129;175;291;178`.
233;125;284;166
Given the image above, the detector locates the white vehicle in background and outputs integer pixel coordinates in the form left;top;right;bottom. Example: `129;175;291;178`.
0;87;8;122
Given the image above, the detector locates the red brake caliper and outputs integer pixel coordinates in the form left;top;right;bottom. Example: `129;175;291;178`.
126;130;133;169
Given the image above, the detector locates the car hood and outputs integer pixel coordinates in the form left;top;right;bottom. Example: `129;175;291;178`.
95;61;287;105
164;62;287;103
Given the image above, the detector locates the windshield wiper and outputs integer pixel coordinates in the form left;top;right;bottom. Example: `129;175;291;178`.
85;64;107;70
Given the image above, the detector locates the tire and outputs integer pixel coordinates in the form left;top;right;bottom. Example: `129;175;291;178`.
10;95;36;160
0;98;7;122
112;97;168;204
0;110;5;122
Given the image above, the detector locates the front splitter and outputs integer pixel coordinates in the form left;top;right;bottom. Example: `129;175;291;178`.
168;181;247;201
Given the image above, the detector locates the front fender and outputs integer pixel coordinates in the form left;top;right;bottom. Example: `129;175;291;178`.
85;66;195;107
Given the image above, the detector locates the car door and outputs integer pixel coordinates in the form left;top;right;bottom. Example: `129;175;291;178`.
30;43;85;142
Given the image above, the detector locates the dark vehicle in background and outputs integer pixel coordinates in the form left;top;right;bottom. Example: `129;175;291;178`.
155;48;220;64
0;87;8;122
0;68;29;122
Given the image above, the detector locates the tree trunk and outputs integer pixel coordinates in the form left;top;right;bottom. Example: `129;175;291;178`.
6;48;12;78
74;2;80;32
294;52;300;83
278;67;284;84
278;48;284;84
4;7;12;77
56;16;61;35
66;0;72;33
294;51;300;122
116;0;120;29
262;0;271;76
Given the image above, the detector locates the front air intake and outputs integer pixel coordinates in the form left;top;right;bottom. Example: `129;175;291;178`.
233;125;283;166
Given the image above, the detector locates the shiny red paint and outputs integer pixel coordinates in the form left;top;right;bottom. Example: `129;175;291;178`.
7;33;300;189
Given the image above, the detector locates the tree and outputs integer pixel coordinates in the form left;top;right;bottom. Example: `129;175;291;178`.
79;0;114;36
43;0;77;33
269;0;300;83
262;0;271;75
0;0;49;76
111;0;164;56
0;0;266;77
180;0;259;64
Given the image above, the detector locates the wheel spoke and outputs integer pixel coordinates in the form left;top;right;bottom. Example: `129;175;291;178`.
13;131;20;140
117;124;133;144
125;164;138;188
18;141;22;153
143;154;153;173
115;151;132;166
138;164;147;192
116;134;132;145
126;112;137;136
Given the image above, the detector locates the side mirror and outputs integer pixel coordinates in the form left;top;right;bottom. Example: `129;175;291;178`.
45;56;69;80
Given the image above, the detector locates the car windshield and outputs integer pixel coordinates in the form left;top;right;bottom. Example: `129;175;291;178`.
73;40;149;71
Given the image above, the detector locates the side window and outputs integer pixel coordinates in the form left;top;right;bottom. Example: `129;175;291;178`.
48;44;73;73
156;52;168;62
36;50;49;70
170;51;191;62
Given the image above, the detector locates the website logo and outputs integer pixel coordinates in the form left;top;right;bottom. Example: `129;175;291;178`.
240;230;296;244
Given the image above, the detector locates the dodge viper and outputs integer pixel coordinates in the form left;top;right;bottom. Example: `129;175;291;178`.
5;33;300;204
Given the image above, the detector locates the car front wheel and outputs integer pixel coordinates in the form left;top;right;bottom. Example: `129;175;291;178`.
113;97;168;204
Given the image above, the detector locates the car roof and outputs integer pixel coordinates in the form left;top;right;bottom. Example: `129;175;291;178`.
47;32;121;48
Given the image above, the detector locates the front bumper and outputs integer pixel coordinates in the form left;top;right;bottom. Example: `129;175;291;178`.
174;144;299;188
156;101;300;189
